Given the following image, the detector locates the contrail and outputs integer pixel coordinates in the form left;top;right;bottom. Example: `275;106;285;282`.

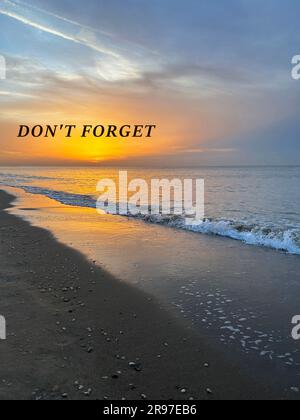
0;0;121;58
4;0;160;57
0;8;79;42
7;0;115;38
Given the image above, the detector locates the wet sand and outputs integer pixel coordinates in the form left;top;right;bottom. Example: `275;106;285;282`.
0;190;292;400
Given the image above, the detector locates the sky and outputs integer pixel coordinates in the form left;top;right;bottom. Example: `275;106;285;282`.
0;0;300;166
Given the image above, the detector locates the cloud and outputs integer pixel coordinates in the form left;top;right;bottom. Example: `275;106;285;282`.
185;148;238;154
0;0;168;84
1;0;299;165
0;90;35;98
2;1;284;94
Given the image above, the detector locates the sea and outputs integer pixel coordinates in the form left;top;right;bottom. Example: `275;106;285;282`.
0;166;299;254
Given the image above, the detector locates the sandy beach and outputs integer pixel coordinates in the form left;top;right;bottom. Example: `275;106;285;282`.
0;189;289;400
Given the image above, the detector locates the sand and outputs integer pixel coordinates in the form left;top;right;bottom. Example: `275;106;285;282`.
0;190;288;400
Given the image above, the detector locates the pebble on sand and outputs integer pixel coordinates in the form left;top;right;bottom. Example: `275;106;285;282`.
84;388;93;396
128;362;142;372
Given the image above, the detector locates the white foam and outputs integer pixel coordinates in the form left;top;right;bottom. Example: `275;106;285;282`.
184;219;300;255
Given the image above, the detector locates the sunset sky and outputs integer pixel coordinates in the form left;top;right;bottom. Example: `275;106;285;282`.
0;0;300;166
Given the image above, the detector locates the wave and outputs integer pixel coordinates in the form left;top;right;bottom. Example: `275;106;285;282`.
2;184;300;255
22;186;97;208
0;173;57;182
134;214;300;255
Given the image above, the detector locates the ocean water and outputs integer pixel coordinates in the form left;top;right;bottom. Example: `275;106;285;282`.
0;165;299;254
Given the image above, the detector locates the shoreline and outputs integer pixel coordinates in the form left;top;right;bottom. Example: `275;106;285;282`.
0;190;291;400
